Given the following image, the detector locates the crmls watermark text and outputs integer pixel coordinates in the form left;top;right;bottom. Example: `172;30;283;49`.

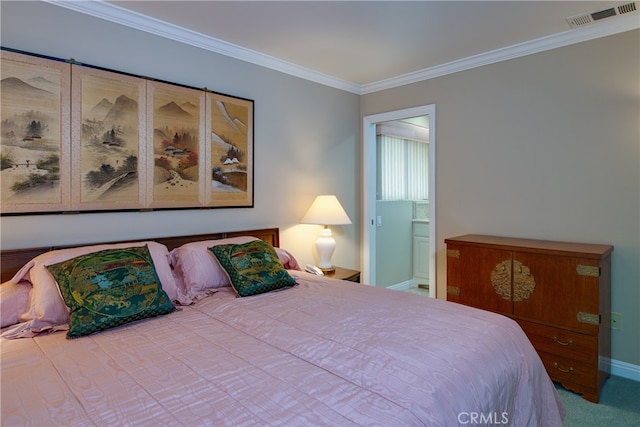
457;411;509;425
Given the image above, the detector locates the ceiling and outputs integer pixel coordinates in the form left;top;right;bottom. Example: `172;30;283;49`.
49;1;639;94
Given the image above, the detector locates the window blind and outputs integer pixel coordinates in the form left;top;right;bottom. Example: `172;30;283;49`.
377;134;428;201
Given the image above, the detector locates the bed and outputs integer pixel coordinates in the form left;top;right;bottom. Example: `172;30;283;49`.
1;227;565;426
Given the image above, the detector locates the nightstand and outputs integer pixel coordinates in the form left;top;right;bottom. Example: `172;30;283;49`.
325;266;360;283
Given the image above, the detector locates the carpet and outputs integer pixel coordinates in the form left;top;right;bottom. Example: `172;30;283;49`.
556;376;640;427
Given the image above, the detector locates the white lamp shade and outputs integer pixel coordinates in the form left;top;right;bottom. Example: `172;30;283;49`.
301;195;352;226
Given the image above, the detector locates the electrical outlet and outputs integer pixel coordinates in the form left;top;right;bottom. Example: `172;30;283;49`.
610;312;622;330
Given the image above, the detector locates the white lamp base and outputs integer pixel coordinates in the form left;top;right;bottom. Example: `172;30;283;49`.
315;226;336;272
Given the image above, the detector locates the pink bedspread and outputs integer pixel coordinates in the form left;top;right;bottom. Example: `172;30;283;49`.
1;272;565;426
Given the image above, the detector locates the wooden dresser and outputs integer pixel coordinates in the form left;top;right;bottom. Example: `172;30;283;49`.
444;234;613;403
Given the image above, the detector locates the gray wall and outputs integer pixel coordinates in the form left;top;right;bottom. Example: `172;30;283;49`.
361;30;640;367
0;1;361;269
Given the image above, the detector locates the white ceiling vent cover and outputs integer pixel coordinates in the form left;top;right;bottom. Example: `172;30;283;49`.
566;1;639;28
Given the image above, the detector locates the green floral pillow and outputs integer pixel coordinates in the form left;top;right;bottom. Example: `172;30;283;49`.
209;240;297;297
46;245;175;338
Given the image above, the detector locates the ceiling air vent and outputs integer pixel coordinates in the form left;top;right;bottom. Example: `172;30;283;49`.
566;1;639;28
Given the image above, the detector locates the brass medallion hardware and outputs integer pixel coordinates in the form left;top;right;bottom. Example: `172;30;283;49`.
512;260;536;302
577;311;600;325
447;249;460;259
577;265;600;277
490;259;536;301
552;336;574;346
490;260;512;301
447;286;460;297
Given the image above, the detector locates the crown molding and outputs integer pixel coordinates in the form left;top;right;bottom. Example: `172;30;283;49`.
44;0;639;96
42;0;361;93
360;13;640;94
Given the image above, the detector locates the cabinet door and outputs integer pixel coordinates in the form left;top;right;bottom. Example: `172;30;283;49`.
446;244;512;315
413;235;430;281
512;252;600;334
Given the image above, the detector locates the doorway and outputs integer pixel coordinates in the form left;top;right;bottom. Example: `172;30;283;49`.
362;105;436;298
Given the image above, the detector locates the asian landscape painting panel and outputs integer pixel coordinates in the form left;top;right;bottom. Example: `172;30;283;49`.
0;50;71;213
207;93;253;207
71;65;146;210
1;49;255;215
147;81;205;208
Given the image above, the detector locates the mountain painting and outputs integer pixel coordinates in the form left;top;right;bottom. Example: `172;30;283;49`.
209;93;253;207
151;82;202;205
76;69;143;207
1;51;69;212
2;49;254;214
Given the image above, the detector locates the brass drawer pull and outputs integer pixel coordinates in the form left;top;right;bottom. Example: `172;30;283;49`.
447;286;460;297
552;336;574;346
553;362;574;373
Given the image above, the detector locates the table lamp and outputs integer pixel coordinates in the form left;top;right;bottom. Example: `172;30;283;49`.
301;195;352;272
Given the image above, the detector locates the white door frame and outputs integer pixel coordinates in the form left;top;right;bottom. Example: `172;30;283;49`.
362;105;436;298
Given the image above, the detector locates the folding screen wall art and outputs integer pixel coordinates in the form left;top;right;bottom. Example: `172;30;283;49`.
0;49;254;215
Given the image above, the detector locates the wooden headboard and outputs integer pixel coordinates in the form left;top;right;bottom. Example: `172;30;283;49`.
0;227;279;283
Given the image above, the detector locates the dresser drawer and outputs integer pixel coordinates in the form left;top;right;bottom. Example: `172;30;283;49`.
538;350;598;389
517;320;597;364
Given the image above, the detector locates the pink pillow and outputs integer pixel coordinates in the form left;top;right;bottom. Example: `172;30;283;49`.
2;241;181;339
276;247;302;271
169;236;259;301
170;237;303;303
0;281;32;328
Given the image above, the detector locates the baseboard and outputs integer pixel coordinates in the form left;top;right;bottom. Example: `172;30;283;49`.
609;358;640;381
387;280;415;291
